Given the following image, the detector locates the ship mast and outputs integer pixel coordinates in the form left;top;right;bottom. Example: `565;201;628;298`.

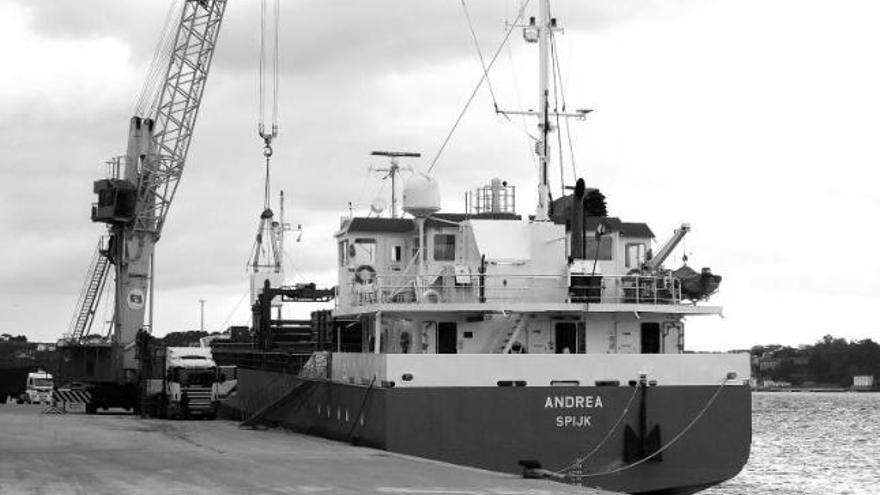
536;0;552;222
500;0;590;221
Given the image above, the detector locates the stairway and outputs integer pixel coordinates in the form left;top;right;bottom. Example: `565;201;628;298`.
68;240;111;342
492;315;526;353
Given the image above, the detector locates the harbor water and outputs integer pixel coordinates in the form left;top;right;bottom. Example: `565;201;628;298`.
705;391;880;494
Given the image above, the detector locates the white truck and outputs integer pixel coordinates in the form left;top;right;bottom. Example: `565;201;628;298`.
144;347;220;419
25;370;53;404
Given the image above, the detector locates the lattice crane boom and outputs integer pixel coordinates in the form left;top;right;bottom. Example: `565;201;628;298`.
79;0;228;363
133;0;227;236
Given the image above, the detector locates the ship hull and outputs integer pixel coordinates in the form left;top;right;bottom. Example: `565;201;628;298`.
227;368;751;495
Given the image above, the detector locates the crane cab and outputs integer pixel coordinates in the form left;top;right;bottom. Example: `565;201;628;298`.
92;178;137;224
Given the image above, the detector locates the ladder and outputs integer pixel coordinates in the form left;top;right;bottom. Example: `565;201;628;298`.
68;239;111;342
486;315;526;353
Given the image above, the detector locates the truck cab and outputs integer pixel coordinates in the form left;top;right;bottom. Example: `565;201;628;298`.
25;371;53;404
145;347;220;419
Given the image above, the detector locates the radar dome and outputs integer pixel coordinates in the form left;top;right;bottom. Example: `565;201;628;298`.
402;173;441;217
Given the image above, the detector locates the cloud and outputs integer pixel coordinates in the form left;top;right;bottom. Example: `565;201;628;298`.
3;0;880;348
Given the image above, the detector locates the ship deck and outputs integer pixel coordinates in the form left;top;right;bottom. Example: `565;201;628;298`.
0;404;615;494
334;301;722;317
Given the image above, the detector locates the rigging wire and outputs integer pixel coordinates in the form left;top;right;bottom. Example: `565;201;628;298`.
282;251;311;284
214;288;250;334
135;0;182;117
547;1;578;184
550;27;579;189
549;22;579;182
550;30;565;196
461;0;500;112
504;28;539;171
427;0;532;175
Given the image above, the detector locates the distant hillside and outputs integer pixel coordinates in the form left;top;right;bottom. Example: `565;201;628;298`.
751;335;880;387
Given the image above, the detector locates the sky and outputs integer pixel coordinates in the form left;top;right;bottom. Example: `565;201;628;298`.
1;0;878;350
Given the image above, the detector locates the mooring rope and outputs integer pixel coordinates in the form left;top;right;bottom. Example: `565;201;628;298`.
555;382;641;474
561;374;734;479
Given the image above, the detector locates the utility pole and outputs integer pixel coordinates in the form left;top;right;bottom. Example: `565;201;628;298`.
199;299;206;332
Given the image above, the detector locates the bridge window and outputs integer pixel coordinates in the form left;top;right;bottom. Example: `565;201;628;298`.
353;238;377;265
433;234;456;261
390;244;403;262
625;243;646;268
338;240;348;266
585;237;613;261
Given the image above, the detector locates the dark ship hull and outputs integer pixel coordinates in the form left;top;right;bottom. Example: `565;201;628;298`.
225;366;750;495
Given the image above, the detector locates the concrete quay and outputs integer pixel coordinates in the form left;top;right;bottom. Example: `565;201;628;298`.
0;405;615;495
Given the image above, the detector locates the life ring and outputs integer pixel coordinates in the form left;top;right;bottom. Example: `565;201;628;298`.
421;289;441;303
353;265;377;285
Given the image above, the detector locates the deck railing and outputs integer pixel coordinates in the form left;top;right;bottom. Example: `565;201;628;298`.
341;272;686;307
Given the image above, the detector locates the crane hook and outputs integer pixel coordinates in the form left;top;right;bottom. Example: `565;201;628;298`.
258;123;277;158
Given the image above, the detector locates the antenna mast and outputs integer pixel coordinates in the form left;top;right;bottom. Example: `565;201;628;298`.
499;0;591;221
536;0;552;221
370;151;421;218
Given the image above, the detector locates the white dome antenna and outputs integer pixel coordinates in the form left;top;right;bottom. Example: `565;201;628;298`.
403;173;441;218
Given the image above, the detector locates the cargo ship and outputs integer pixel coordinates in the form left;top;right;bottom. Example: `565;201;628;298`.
216;2;751;494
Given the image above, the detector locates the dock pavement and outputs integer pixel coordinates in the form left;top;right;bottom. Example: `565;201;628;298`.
0;404;616;495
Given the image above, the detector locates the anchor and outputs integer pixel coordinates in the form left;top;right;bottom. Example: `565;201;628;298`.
624;374;663;463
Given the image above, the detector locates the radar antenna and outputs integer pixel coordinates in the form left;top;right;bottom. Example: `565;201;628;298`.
369;151;421;218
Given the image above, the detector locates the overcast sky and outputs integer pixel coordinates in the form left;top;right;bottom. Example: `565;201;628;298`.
2;0;878;350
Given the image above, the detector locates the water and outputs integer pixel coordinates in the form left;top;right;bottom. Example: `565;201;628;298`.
704;392;880;495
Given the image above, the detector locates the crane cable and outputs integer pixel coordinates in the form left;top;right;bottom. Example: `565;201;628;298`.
258;0;280;211
135;0;183;118
248;0;280;271
258;0;280;160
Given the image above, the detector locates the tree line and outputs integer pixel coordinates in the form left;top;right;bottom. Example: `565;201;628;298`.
753;335;880;387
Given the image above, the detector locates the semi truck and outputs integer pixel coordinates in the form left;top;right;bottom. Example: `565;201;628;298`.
143;347;220;419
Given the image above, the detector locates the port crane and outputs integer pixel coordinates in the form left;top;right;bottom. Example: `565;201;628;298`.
60;0;228;411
